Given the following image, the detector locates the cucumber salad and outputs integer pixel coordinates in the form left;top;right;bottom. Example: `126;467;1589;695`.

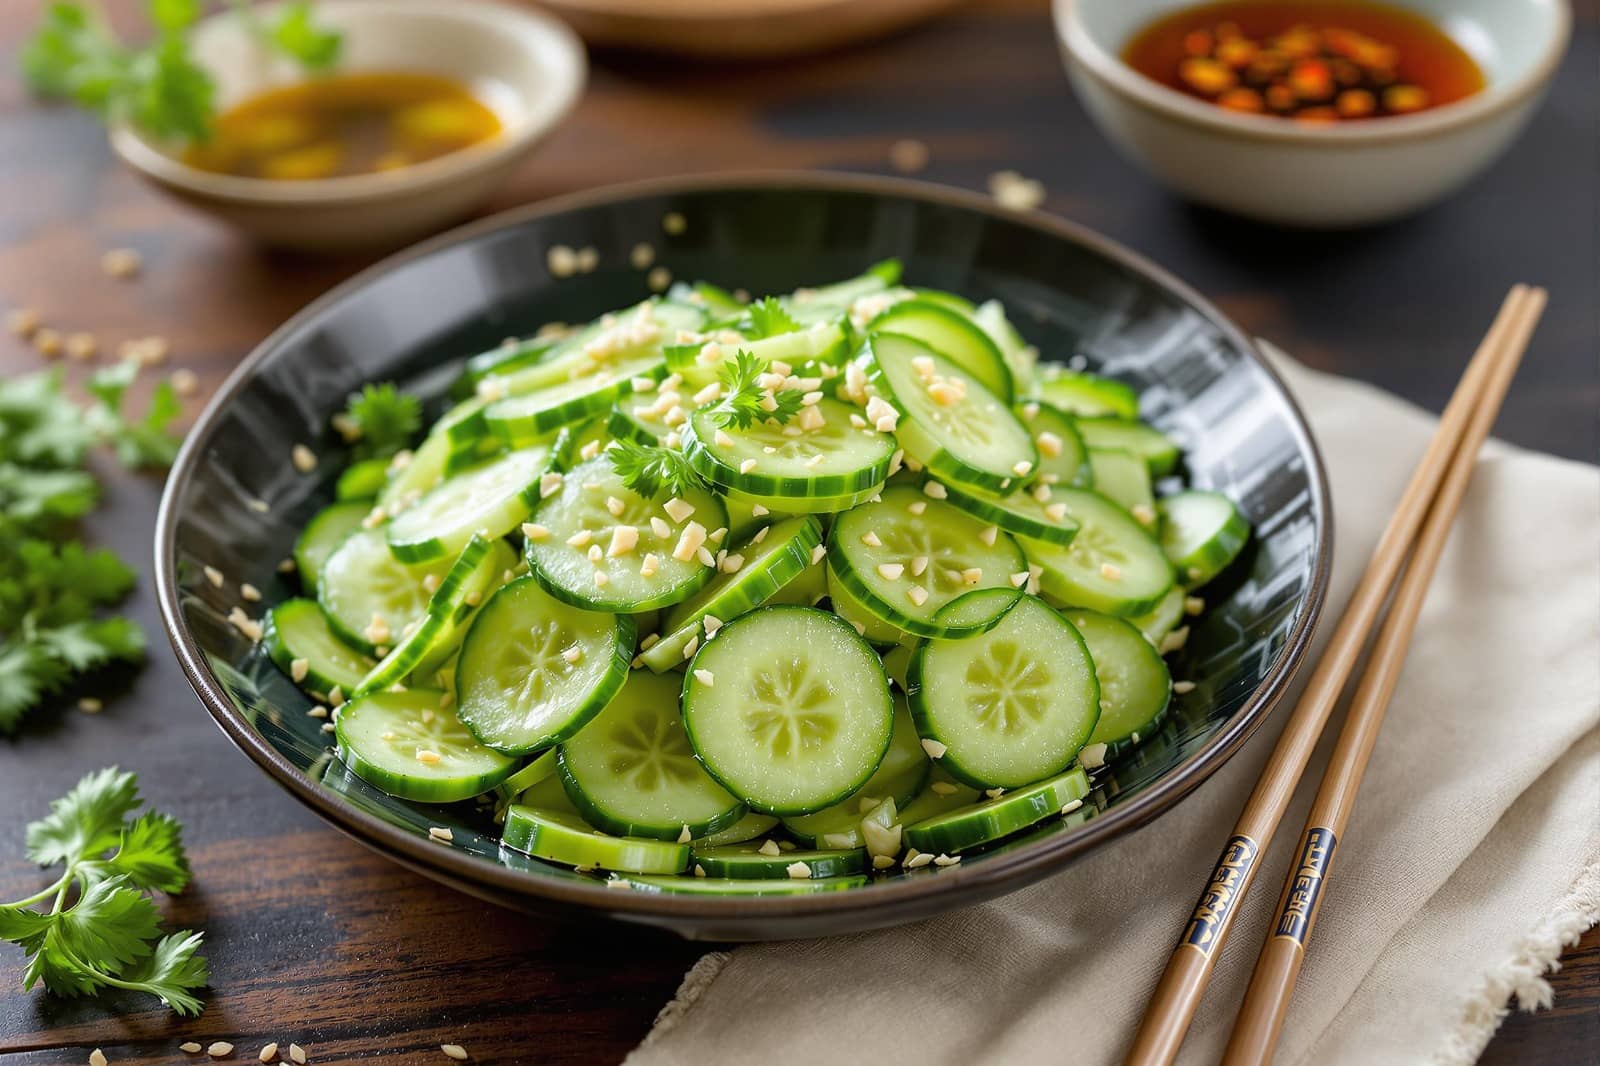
263;261;1251;893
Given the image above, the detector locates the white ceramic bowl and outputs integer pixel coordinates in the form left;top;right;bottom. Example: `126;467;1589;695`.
112;0;587;251
1054;0;1570;227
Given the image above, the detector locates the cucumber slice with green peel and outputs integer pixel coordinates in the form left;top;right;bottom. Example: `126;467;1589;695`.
1033;369;1139;419
486;300;702;396
881;643;914;690
668;320;849;379
690;844;867;880
826;486;1027;639
452;337;559;400
639;516;824;672
557;670;745;840
682;606;894;816
524;456;727;613
695;810;780;847
293;500;370;596
1129;585;1186;646
782;695;929;846
553;416;610;471
762;555;828;608
354;537;515;697
864;333;1038;493
686;281;746;317
910;288;976;315
607;393;667;444
608;873;868;894
455;576;635;754
501;806;690;874
934;476;1080;547
683;399;894;499
514;769;578;814
263;598;376;694
385;446;551;564
335;689;517;803
442;436;509;478
780;261;900;324
336;458;389;501
908;594;1100;789
1016;401;1091;488
929;586;1027;637
1074;417;1180;477
1087;448;1156;520
971;299;1038;392
484;357;664;446
317;526;454;656
1021;488;1175;616
722;483;884;517
897;766;982;826
492;749;559;804
1065;609;1172;751
903;766;1091;854
825;564;910;646
1159;490;1251;587
867;300;1014;402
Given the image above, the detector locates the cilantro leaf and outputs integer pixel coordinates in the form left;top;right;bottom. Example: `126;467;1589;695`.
746;296;799;339
53;876;161;972
118;930;209;1016
0;463;98;531
25;767;142;868
0;371;97;467
605;439;704;500
84;812;190;894
0;643;69;733
86;360;184;468
268;1;342;71
711;350;806;431
342;383;421;460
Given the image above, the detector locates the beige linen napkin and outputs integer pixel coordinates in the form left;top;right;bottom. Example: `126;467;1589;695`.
626;350;1600;1066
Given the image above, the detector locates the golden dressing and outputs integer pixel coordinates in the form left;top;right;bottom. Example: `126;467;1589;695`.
184;71;502;181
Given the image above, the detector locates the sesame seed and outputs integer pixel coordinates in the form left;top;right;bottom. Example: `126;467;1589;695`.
307;707;328;719
877;562;905;581
77;697;103;714
1012;460;1033;477
522;522;550;541
1099;562;1122;581
758;839;781;857
648;266;673;292
662;211;687;235
65;332;97;360
1061;799;1084;816
979;525;998;546
811;544;827;565
240;583;261;602
562;646;583;664
873;854;897;870
101;247;142;278
440;1046;469;1062
630;242;656;269
921;737;947;759
429;826;454;843
693;669;714;687
417;749;442;765
259;1046;279;1064
208;1044;234;1058
988;170;1046;211
1033;484;1053;503
289;1046;307;1065
931;781;958;795
663;497;695;523
547;245;578;277
606;495;626;517
1131;504;1157;526
90;1050;108;1066
786;861;812;879
907;586;928;607
576;246;599;273
739;458;758;474
681;635;699;659
905;851;934;869
1173;680;1196;694
6;307;40;337
290;658;309;683
908;500;927;516
289;443;317;474
1160;626;1191;654
204;565;224;588
1079;742;1108;770
227;606;263;642
1187;566;1204;581
539;472;564;498
1036;431;1063;457
933;853;961;867
923;481;947;500
1184;596;1205;616
181;1044;203;1054
1045;503;1069;523
328;686;344;707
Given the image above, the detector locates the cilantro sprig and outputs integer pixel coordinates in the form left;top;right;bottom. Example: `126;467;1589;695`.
338;382;422;460
0;768;208;1015
745;296;799;340
712;350;805;431
606;439;704;500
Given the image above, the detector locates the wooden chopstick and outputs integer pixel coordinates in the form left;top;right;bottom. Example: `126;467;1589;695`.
1123;284;1539;1066
1220;286;1548;1066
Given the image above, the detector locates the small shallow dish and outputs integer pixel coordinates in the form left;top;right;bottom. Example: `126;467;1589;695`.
156;173;1330;940
1055;0;1571;227
112;0;586;252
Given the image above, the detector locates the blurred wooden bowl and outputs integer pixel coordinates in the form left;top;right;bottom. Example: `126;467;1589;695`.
534;0;966;59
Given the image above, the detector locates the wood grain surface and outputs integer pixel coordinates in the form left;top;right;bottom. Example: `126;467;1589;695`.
1;1;1595;1063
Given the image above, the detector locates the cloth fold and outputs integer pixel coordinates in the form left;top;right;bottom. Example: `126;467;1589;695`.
626;351;1600;1066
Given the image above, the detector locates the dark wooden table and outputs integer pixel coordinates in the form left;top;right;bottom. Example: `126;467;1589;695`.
2;1;1595;1062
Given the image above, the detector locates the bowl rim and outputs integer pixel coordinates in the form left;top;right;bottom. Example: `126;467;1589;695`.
154;170;1333;926
110;0;587;206
1055;0;1572;147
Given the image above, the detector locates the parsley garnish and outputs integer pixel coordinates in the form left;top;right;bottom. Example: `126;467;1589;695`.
712;350;805;431
340;382;422;460
0;768;208;1015
606;439;704;500
745;296;799;339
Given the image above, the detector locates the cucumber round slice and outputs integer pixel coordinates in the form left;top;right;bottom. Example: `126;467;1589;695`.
484;357;664;446
864;333;1037;493
762;555;828;608
683;399;893;499
317;526;453;656
378;398;485;511
723;483;884;517
934;477;1080;547
608;393;667;444
1087;448;1156;520
639;516;823;672
1159;490;1251;587
336;457;390;501
1033;369;1139;419
1021;488;1175;616
1065;609;1172;751
1074;417;1180;477
867;299;1014;402
524;456;727;613
695;810;780;847
826;486;1026;638
908;595;1100;789
557;670;744;840
903;766;1091;854
336;689;517;803
489;300;689;395
668;320;849;380
782;694;930;846
607;873;867;895
293;500;369;595
825;564;911;645
930;586;1026;637
492;749;560;803
1129;584;1185;646
354;537;515;697
515;769;579;814
455;576;635;754
501;806;689;874
385;446;551;563
897;766;982;826
552;416;610;472
971;299;1038;391
682;606;893;815
263;598;376;695
691;844;867;880
453;336;559;399
1016;401;1091;488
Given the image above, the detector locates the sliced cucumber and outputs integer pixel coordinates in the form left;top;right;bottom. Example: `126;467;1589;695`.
1033;369;1139;419
336;458;390;501
553;416;610;472
934;477;1080;547
864;333;1037;493
903;766;1091;854
293;500;369;595
378;398;487;511
683;399;892;499
639;516;823;672
336;689;517;803
722;483;883;517
1016;401;1091;488
524;455;726;613
1065;609;1171;751
695;810;780;847
608;873;867;894
608;392;667;444
1159;490;1251;587
558;670;744;840
455;576;634;754
682;606;893;815
486;300;698;396
501;806;689;874
691;844;867;880
1022;488;1174;616
484;358;664;446
897;766;982;826
908;594;1100;789
317;526;453;656
385;446;551;563
493;749;560;803
1087;447;1156;520
781;694;929;846
867;300;1013;402
826;486;1026;638
1074;417;1180;477
263;598;376;694
452;336;558;399
668;320;849;382
971;299;1038;392
1129;584;1185;646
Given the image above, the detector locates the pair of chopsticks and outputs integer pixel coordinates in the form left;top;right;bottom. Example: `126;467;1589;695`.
1125;284;1549;1066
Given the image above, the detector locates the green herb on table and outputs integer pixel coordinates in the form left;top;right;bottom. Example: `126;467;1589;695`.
0;768;208;1015
21;0;342;143
712;349;805;430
